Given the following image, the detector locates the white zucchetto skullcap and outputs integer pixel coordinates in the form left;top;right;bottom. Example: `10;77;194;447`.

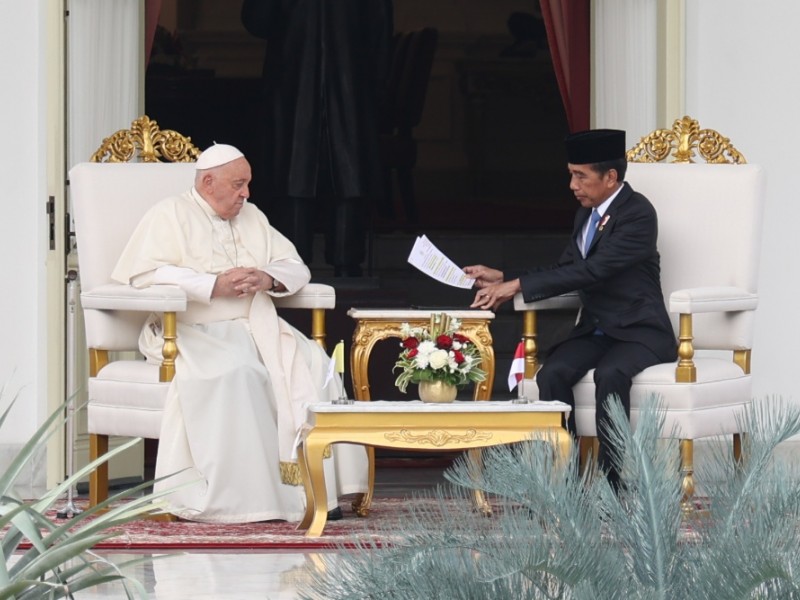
195;143;244;170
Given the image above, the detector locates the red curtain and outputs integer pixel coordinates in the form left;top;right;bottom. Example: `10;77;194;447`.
540;0;591;133
145;0;163;65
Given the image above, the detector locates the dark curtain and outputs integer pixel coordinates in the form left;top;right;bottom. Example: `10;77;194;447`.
540;0;590;133
145;0;162;65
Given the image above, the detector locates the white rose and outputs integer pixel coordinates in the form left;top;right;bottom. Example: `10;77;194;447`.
414;341;435;369
417;340;436;354
429;349;450;370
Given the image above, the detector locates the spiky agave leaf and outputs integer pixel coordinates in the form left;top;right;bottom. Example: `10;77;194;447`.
0;436;144;565
7;473;180;581
0;391;70;500
0;386;182;599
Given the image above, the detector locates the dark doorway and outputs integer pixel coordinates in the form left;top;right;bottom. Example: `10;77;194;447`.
145;1;572;235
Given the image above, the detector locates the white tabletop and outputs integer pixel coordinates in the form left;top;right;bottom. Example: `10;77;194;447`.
308;400;570;414
347;308;495;320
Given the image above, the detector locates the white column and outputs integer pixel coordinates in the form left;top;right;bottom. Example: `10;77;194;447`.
592;0;657;142
0;0;51;496
67;0;143;168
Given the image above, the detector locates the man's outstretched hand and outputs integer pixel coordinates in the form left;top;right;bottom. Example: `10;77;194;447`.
463;264;503;288
463;265;520;311
469;278;521;311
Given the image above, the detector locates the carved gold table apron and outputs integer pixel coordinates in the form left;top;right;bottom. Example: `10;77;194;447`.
297;400;571;538
346;308;496;516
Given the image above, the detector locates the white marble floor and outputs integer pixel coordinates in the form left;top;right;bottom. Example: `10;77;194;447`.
64;464;449;599
72;550;335;599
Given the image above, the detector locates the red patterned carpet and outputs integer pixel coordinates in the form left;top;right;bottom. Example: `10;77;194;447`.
36;495;413;550
23;492;706;551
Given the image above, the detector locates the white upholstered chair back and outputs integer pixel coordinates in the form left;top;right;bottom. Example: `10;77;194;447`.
71;162;196;351
72;162;196;293
627;163;766;351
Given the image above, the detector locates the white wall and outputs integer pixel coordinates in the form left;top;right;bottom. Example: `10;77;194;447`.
685;1;799;404
0;0;49;484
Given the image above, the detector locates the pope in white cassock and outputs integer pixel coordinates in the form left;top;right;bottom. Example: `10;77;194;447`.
112;143;368;523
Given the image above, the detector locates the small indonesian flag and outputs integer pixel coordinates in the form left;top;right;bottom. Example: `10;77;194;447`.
324;340;345;388
333;340;345;374
507;341;525;391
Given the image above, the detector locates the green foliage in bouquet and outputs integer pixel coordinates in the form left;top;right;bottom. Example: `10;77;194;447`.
300;395;800;599
0;385;176;599
393;312;486;393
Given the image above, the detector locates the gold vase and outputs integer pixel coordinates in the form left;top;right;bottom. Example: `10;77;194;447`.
418;380;457;403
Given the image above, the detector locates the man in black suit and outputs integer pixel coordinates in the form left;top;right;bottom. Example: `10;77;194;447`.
465;129;677;489
241;0;393;277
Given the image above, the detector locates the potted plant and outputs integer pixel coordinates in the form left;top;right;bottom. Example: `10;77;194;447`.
393;313;486;402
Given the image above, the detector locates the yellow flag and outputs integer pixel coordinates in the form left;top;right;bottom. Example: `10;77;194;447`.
333;340;345;374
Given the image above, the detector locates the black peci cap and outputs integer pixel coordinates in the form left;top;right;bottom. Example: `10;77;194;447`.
564;129;626;164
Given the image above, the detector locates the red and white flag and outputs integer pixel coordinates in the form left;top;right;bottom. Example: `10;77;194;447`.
507;341;525;391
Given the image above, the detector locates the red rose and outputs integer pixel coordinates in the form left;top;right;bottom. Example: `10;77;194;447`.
453;350;465;364
436;335;453;349
407;348;418;358
453;333;469;344
403;337;419;349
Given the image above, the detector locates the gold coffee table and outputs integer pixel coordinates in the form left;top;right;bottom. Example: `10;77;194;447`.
296;400;571;537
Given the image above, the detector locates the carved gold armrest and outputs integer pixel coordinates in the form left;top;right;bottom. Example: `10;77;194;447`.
513;292;582;378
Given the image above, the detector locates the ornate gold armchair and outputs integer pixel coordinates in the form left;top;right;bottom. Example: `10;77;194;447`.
514;117;766;506
71;117;336;506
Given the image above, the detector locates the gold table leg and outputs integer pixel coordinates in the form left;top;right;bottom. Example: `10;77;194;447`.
296;442;314;531
301;437;332;538
467;448;492;515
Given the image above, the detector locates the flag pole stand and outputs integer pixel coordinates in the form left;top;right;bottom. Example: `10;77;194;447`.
57;270;83;519
336;379;351;405
511;337;529;404
331;340;353;405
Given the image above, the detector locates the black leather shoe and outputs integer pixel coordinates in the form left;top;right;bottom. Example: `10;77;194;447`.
327;507;343;521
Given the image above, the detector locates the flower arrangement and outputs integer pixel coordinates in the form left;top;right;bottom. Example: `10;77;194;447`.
393;313;486;393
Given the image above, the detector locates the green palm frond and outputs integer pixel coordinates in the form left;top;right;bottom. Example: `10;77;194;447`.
300;395;800;600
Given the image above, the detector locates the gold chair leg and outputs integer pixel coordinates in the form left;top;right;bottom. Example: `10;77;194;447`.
89;433;109;507
352;446;375;517
578;436;597;475
733;432;744;463
89;433;177;521
311;308;327;350
679;439;696;514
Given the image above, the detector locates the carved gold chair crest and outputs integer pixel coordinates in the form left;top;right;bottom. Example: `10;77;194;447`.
90;115;201;163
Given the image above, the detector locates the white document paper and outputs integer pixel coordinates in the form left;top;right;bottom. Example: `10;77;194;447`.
407;235;475;289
